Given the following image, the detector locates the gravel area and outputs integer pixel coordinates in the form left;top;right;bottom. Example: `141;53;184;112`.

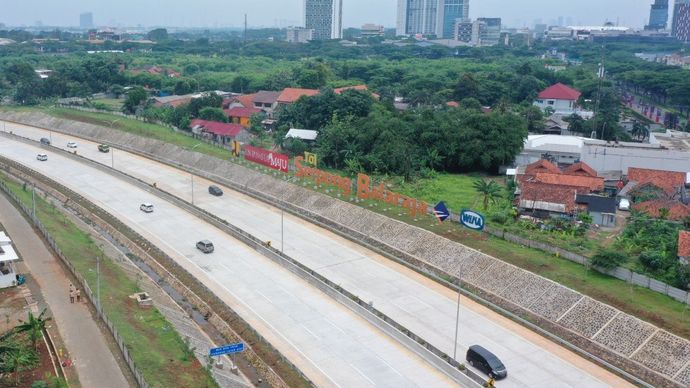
674;363;690;386
557;297;619;339
592;314;657;357
527;284;583;322
631;331;690;378
498;271;552;308
473;261;520;295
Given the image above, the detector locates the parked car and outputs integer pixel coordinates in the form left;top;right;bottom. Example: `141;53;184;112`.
208;185;223;196
466;345;507;379
67;141;78;148
36;153;48;161
40;137;50;145
196;240;214;253
98;144;110;153
139;203;154;213
618;198;630;211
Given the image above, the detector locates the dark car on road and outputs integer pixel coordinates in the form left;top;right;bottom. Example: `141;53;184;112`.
208;185;223;196
466;345;507;379
98;144;110;153
40;137;51;145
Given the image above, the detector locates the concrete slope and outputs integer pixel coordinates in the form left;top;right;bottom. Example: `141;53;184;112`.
0;135;459;388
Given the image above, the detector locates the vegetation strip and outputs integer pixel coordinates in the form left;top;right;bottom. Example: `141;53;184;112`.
0;173;218;388
0;156;307;388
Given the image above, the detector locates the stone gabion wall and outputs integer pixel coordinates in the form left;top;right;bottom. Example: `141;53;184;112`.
3;111;690;387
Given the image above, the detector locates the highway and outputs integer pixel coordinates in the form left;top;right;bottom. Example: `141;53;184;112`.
1;121;633;387
0;133;458;388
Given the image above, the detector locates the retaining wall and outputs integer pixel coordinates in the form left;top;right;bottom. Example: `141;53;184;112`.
3;111;690;387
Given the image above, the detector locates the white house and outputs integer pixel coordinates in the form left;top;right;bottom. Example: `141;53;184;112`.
533;83;582;114
0;231;20;288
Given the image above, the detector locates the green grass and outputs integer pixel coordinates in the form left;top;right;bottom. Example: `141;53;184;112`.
5;106;690;340
92;98;124;112
0;176;217;388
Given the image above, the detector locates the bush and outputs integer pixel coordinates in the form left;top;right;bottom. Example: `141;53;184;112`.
490;211;509;225
590;248;628;270
639;250;667;273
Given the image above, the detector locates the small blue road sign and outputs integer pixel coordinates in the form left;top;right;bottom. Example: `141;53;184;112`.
433;201;450;223
210;342;245;357
460;209;485;231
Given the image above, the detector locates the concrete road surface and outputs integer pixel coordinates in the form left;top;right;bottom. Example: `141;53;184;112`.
2;122;635;387
0;189;131;388
0;134;459;388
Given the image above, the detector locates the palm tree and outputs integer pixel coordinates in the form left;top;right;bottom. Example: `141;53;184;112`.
631;121;650;141
15;309;51;350
473;179;502;210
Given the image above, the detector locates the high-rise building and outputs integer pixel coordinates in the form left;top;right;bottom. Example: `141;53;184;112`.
454;19;474;42
305;0;342;40
79;12;93;29
646;0;669;30
475;17;501;46
396;0;469;38
672;0;690;41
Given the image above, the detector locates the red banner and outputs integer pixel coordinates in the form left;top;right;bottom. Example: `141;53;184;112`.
243;145;289;173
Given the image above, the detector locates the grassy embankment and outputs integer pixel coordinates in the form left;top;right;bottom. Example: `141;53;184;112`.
5;106;690;340
0;174;217;388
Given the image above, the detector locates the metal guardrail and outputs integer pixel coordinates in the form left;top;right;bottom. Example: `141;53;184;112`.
0;127;484;387
0;120;661;388
0;179;149;388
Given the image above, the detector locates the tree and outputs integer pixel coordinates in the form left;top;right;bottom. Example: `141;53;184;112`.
198;107;228;122
564;113;588;135
590;248;627;270
631;121;649;141
454;73;479;101
174;80;193;95
108;84;125;99
15;309;51;350
523;106;544;133
146;28;168;42
473;179;502;210
122;87;148;114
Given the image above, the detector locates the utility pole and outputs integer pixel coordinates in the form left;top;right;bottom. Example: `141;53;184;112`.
191;174;194;205
453;282;461;361
32;185;35;218
592;45;606;139
111;148;114;168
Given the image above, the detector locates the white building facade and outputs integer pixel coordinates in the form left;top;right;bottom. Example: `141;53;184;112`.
305;0;343;40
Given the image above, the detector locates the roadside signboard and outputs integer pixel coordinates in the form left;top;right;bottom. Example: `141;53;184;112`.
244;145;289;173
459;209;485;231
209;342;245;357
433;201;450;223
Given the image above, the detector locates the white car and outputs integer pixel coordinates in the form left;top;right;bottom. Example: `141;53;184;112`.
618;198;630;211
36;153;48;161
67;141;78;148
139;203;154;213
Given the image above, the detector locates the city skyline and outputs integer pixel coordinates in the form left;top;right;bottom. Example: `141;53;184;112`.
0;0;671;29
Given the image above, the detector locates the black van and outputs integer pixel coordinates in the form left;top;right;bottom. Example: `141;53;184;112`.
466;345;507;379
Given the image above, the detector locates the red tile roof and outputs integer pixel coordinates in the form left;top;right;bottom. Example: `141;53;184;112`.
446;101;460;108
627;168;686;195
190;119;244;137
334;85;368;94
277;88;319;104
679;230;690;258
525;159;561;175
563;162;597;177
538;83;581;101
235;93;258;109
519;182;582;214
224;106;262;118
533;173;604;191
632;199;690;221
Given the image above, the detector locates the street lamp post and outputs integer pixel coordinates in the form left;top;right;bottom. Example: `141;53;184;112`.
281;175;298;253
96;255;101;313
111;148;114;168
191;174;194;205
453;281;461;361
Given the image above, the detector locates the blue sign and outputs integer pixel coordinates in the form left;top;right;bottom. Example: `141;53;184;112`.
460;209;485;231
433;201;450;223
210;342;244;357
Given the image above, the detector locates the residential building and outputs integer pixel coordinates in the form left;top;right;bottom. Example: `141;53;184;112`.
190;119;249;145
454;19;473;42
533;83;582;114
361;24;386;38
475;18;501;46
646;0;669;30
0;231;20;289
79;12;93;29
276;88;319;106
575;195;617;227
252;91;281;116
225;107;263;127
151;94;193;108
545;26;575;40
287;27;314;43
397;0;469;38
672;0;690;41
305;0;343;40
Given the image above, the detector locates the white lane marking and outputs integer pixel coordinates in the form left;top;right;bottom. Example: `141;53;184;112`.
375;355;404;378
301;324;321;341
255;290;273;304
324;318;346;335
350;363;376;387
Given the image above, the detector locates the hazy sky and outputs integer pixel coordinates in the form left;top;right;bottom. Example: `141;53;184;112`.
1;0;662;29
